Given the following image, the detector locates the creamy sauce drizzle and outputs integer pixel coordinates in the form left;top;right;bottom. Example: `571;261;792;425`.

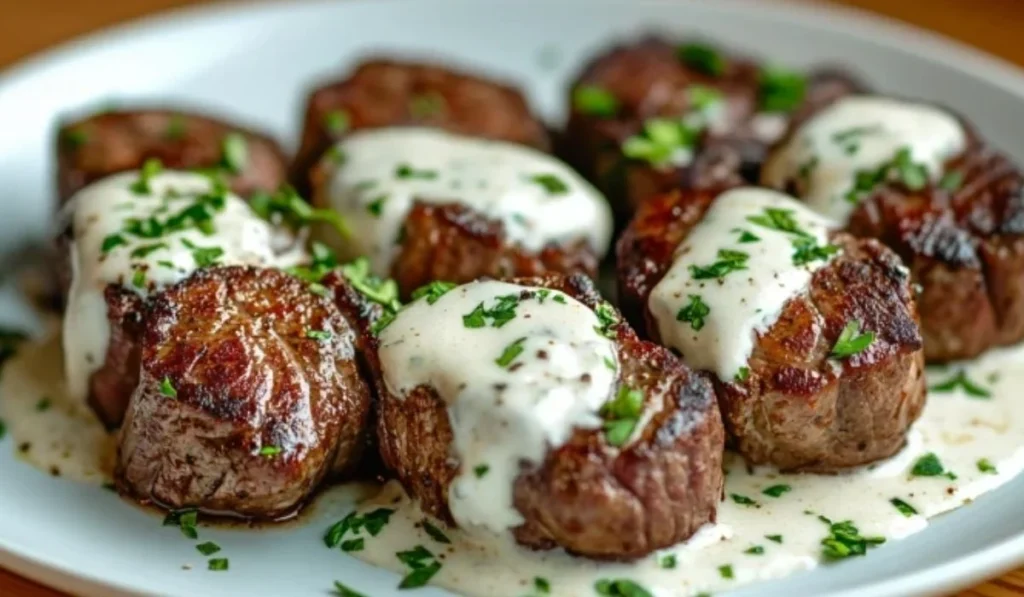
316;127;613;276
377;280;617;533
649;187;836;382
62;170;301;404
762;95;967;222
343;347;1024;596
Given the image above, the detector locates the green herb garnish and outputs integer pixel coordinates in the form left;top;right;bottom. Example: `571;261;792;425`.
259;445;282;457
208;558;229;571
718;564;734;580
422;520;451;544
159;377;177;398
659;554;677;569
341;538;364;552
495;337;527;369
939;171;964;192
593;301;620;338
762;484;791;498
759;66;806;112
595;579;654;597
911;452;953;478
163;508;199;539
601;386;644;447
830;320;875;359
890;497;918;517
411;280;456;305
395;164;438;180
977;458;997;474
929;370;991;398
819;517;885;559
689;249;749;280
333;581;367;597
678;43;725;76
305;329;332;341
573;85;619;117
745;545;765;555
676;295;710;331
474;464;489;478
529;174;569;195
409;92;447;119
324;110;350;135
766;534;783;543
221;132;248;174
731;493;757;506
366;195;388;217
196;542;221;556
534;577;551;594
622;118;699;167
130;158;164;195
101;234;128;253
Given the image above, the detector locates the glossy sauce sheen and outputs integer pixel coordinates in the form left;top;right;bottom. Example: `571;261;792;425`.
761;95;966;222
377;280;617;533
62;170;297;403
317;127;613;275
649;187;835;382
344;347;1024;596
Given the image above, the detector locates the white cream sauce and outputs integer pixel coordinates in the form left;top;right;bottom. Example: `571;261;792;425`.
62;170;301;404
762;95;967;222
648;187;836;382
340;346;1024;596
377;280;617;534
315;127;613;276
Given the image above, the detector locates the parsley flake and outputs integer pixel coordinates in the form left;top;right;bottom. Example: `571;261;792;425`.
830;320;875;359
929;370;991;398
159;377;177;398
422;520;451;544
977;458;997;474
573;85;619;117
196;542;221;556
495;337;527;369
759;66;806;112
411;281;456;305
762;484;791;498
306;329;332;341
208;558;229;571
529;173;569;195
676;295;710;331
259;445;283;457
220;132;248;174
395;164;438;180
689;249;749;280
324;110;350;135
594;579;654;597
890;497;918;517
678;43;725;76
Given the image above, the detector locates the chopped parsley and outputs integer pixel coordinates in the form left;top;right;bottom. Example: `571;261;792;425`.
165;114;187;140
593;301;620;338
759;66;807;112
182;241;224;268
259;445;283;457
745;545;765;555
911;452;954;478
929;370;991;398
61;127;89;149
129;243;168;259
528;173;569;195
333;581;367;597
534;577;551;594
339;256;402;326
730;493;757;506
677;43;725;76
676;295;710;331
396;545;442;589
250;185;349;239
159;377;177;398
409;92;447;119
323;508;396;549
473;464;489;478
688;84;723;111
341;538;364;552
163;508;199;539
718;564;734;579
131;268;147;289
411;280;457;305
305;329;332;341
463;294;520;328
766;534;783;544
220;132;248;174
324;110;350;135
819;516;885;560
845;147;929;204
890;497;918;517
660;554;678;569
978;458;997;474
734;366;750;383
208;558;229;571
366;194;388;217
791;237;839;267
195;542;221;556
689;249;749;280
35;397;51;412
495;337;527;369
939;171;964;192
395;164;438;180
101;234;128;253
622;118;699;167
829;320;875;359
129;158;164;195
762;484;791;498
733;228;760;243
747;206;813;238
421;520;451;544
594;579;654;597
601;385;644;447
573;85;620;117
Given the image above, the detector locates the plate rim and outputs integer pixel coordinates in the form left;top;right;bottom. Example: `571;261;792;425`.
2;0;1024;595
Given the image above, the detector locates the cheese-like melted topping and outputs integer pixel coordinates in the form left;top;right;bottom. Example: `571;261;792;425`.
762;95;967;222
62;170;299;404
376;280;617;533
315;127;613;276
649;187;836;382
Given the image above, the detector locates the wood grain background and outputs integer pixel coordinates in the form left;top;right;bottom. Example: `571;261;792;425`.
2;0;1024;595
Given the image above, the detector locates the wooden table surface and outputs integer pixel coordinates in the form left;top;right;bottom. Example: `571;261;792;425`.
3;0;1024;595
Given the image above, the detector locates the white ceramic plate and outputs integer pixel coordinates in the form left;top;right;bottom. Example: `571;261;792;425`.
3;0;1024;595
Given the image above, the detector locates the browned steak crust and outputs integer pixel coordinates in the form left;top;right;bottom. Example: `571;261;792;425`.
844;144;1024;362
386;201;600;298
56;109;287;203
564;36;863;219
116;266;372;518
290;59;550;194
617;189;926;471
373;273;724;559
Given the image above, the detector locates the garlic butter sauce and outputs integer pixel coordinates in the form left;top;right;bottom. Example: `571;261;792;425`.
649;187;836;382
315;128;613;276
376;280;617;533
762;95;966;222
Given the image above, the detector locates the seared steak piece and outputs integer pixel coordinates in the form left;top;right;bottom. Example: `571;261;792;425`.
56;109;287;202
388;201;600;298
564;36;863;219
617;188;926;471
373;273;724;560
764;97;1024;362
290;58;550;194
117;266;372;518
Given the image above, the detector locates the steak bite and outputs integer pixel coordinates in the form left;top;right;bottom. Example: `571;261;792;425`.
117;266;373;518
763;95;1024;362
564;36;863;219
617;186;925;471
60;168;299;428
57;108;288;203
310;127;613;298
373;274;724;560
291;58;550;194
